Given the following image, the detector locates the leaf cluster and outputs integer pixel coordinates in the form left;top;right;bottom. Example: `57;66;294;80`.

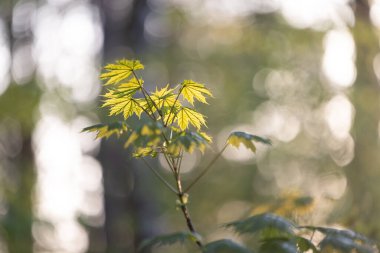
140;213;378;253
84;59;271;160
84;59;215;158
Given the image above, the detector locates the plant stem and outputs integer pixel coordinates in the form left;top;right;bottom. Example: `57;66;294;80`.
141;158;178;194
132;70;160;119
184;144;228;193
164;87;183;126
175;172;203;249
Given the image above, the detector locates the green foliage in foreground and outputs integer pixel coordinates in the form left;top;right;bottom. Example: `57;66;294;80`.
83;59;377;253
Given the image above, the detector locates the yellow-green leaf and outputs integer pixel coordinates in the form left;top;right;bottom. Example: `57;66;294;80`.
176;107;206;130
151;84;181;109
117;77;143;96
82;122;128;139
167;130;211;155
124;131;139;148
181;80;213;105
133;147;156;157
100;59;144;85
102;88;143;119
199;131;213;143
103;93;143;119
227;131;271;153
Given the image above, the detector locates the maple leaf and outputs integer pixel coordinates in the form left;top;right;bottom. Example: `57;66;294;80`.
151;84;181;109
167;130;211;155
82;122;128;139
102;91;143;119
227;131;271;153
116;77;143;96
180;80;213;105
100;59;144;85
176;107;206;130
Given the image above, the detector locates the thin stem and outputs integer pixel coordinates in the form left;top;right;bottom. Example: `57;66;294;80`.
131;98;155;121
174;169;203;248
142;158;178;194
184;144;228;193
164;87;182;126
177;149;184;173
132;70;161;119
163;153;175;174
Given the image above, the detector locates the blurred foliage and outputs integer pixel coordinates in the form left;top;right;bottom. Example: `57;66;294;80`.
142;213;378;253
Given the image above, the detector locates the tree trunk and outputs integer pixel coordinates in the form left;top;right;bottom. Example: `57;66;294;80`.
347;0;380;238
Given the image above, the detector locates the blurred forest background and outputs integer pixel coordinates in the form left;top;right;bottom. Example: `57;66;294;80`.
0;0;380;252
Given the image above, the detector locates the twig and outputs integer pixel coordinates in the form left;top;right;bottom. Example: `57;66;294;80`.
184;143;228;193
142;158;177;194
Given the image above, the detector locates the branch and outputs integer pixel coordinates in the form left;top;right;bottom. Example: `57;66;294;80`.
184;144;228;193
142;158;178;194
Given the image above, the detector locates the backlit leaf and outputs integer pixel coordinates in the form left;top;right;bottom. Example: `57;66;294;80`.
100;59;144;85
138;231;201;252
124;122;165;157
168;130;211;155
102;91;143;119
116;77;142;96
176;107;206;130
227;131;271;153
151;85;182;119
180;80;213;105
82;122;128;139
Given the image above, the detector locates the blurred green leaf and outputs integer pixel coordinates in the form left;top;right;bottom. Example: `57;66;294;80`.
203;239;253;253
225;213;295;238
259;238;297;253
301;226;377;253
138;231;201;251
319;234;376;253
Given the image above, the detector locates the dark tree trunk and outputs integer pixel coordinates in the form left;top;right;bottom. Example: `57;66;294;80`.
89;1;159;252
347;0;380;238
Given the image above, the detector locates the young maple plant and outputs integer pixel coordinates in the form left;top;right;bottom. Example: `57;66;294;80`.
84;59;377;253
83;59;269;248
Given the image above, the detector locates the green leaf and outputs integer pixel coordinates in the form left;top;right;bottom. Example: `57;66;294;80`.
227;131;271;153
100;59;144;85
82;122;128;139
203;239;253;253
168;130;212;155
176;107;206;130
259;238;297;253
124;122;165;157
225;213;295;238
138;231;201;252
180;80;213;105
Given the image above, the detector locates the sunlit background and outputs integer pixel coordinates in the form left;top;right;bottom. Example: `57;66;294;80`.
0;0;380;252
